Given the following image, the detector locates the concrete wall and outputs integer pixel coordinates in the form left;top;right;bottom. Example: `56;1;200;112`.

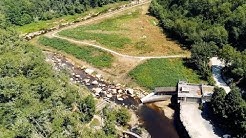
178;97;201;103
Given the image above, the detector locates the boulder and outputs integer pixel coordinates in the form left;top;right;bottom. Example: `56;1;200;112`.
80;65;86;70
117;97;123;101
83;79;90;83
106;94;113;98
85;68;94;75
96;74;102;79
92;80;99;85
126;88;134;95
93;88;102;93
118;89;123;93
112;89;117;94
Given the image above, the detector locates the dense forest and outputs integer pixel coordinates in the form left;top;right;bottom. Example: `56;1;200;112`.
0;0;127;26
0;1;131;137
0;26;99;137
149;0;246;87
149;0;246;137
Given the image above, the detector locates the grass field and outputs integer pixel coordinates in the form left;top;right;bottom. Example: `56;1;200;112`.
38;37;114;68
129;58;202;89
59;3;189;56
58;11;139;49
16;2;128;34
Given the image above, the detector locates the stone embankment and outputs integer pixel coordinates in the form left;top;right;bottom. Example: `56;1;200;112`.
23;0;149;40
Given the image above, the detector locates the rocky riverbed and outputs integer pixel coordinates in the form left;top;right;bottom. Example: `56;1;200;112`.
44;51;148;109
44;51;153;137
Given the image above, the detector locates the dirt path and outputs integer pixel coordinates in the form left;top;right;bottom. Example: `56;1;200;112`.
40;0;189;86
45;0;152;37
52;35;187;60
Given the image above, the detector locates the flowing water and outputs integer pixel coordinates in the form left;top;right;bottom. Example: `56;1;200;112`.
138;103;179;138
45;52;180;138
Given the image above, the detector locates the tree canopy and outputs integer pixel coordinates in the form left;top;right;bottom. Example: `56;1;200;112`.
150;0;246;136
149;0;246;87
211;87;246;137
0;23;107;138
1;0;128;26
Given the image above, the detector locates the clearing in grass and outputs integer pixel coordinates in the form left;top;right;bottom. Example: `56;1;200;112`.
38;37;114;68
59;3;189;56
129;58;203;89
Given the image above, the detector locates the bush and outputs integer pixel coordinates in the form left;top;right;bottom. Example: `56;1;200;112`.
116;108;130;126
207;75;216;86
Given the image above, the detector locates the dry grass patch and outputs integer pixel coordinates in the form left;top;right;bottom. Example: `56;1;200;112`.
59;3;189;56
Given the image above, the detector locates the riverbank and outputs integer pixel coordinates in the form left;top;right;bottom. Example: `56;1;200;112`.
44;51;152;137
138;103;179;138
45;51;192;138
153;100;175;119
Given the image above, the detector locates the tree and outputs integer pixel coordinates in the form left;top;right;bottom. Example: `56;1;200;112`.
79;95;96;122
190;41;218;78
116;108;130;126
224;87;246;137
219;44;238;66
203;25;228;46
2;0;129;26
211;87;226;119
103;121;116;135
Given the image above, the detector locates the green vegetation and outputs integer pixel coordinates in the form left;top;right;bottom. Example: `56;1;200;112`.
129;58;202;89
38;37;114;68
102;106;130;135
1;0;128;26
150;0;246;136
15;2;128;34
60;31;131;49
59;11;140;49
90;118;101;127
115;108;130;126
190;42;218;80
149;0;246;86
219;45;246;89
211;87;246;137
0;12;120;137
0;26;102;137
59;8;187;56
79;95;96;122
0;1;132;137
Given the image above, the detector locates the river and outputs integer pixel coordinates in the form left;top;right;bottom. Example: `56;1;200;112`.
138;103;179;138
45;51;180;138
